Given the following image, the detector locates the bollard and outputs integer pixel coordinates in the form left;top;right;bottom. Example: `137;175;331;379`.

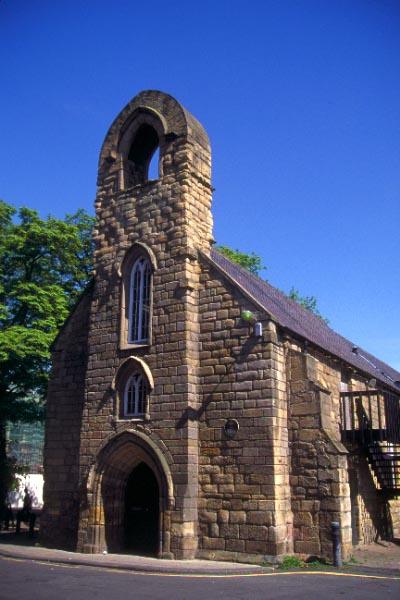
331;521;342;567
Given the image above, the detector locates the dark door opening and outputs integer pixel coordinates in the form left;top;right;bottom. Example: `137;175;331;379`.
124;462;159;555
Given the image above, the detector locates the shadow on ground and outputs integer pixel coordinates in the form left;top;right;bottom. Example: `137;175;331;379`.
0;529;39;547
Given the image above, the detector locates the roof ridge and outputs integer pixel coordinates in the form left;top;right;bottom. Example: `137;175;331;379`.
211;247;336;335
209;248;400;391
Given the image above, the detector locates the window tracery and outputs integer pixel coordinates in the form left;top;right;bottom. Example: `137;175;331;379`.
128;256;151;343
119;244;155;349
123;372;148;417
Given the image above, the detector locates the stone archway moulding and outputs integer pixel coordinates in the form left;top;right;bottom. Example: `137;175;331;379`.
111;355;155;390
87;428;174;510
80;428;175;554
117;106;168;159
116;241;158;278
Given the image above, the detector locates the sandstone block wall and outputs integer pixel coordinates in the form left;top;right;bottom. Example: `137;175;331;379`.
389;498;400;540
42;90;399;563
287;344;400;559
347;454;388;545
41;285;93;549
288;347;352;558
196;265;292;562
75;92;213;558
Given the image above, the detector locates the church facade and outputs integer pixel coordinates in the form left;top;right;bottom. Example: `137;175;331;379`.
42;91;400;562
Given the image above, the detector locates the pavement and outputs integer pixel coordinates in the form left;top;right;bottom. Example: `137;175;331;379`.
0;529;399;577
0;531;267;575
350;540;400;573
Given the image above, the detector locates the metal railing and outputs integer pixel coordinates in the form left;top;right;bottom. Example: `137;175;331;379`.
340;390;400;492
340;390;400;444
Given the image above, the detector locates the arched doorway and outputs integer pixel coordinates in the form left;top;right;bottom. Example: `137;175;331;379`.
124;462;159;555
79;430;174;557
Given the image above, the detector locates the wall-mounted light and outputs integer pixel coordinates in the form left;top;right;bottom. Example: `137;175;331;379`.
254;322;263;337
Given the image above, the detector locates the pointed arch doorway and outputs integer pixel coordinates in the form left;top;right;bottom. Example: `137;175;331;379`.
81;430;174;557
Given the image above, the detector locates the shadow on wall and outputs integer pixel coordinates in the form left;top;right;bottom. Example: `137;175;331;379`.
176;334;260;429
351;456;391;544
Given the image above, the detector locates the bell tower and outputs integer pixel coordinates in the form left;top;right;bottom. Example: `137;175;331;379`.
76;91;213;558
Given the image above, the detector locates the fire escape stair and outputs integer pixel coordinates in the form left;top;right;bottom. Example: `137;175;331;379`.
366;443;400;494
340;390;400;495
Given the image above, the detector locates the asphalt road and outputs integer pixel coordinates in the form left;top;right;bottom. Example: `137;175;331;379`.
0;556;399;600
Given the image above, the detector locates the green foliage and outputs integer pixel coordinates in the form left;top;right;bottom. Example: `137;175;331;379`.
0;199;94;504
279;555;306;569
217;244;327;322
217;245;266;276
344;555;360;565
278;555;329;570
288;287;329;324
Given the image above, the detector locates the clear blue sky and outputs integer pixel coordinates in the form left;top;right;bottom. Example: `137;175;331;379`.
1;0;399;370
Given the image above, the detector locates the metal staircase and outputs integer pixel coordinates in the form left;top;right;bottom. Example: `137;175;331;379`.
366;442;400;492
340;390;400;493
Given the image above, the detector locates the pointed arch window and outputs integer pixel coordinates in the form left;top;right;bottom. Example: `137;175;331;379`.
114;357;154;420
123;372;148;417
119;243;156;350
128;256;151;343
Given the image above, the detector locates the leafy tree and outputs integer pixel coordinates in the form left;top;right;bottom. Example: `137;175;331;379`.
0;200;94;507
217;244;327;322
287;287;328;323
216;245;266;275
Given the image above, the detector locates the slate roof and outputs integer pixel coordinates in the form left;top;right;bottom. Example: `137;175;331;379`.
208;248;400;393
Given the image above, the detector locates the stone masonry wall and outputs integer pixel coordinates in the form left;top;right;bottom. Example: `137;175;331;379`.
196;264;293;563
43;90;397;562
323;361;393;547
389;498;400;540
288;347;352;559
287;343;398;557
76;92;213;558
347;454;388;545
41;285;93;549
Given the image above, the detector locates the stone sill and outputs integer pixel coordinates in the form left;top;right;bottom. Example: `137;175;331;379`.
119;342;150;351
113;416;150;423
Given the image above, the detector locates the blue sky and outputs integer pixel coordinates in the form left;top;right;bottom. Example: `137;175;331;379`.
1;0;399;370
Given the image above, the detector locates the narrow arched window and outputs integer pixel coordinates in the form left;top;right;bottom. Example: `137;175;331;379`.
128;256;151;343
123;373;148;417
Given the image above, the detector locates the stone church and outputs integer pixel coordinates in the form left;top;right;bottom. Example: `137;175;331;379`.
42;90;400;563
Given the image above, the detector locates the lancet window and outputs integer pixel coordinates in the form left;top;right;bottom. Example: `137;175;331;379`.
128;256;151;344
123;372;148;417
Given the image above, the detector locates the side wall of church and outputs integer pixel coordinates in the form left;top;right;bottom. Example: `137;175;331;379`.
41;287;93;549
287;343;394;559
196;264;293;562
287;346;352;558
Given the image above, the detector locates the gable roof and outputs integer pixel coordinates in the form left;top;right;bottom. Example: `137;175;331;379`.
207;248;400;393
50;279;94;352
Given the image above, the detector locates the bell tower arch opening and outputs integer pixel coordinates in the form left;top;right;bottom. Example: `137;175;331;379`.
127;123;160;183
97;91;213;255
